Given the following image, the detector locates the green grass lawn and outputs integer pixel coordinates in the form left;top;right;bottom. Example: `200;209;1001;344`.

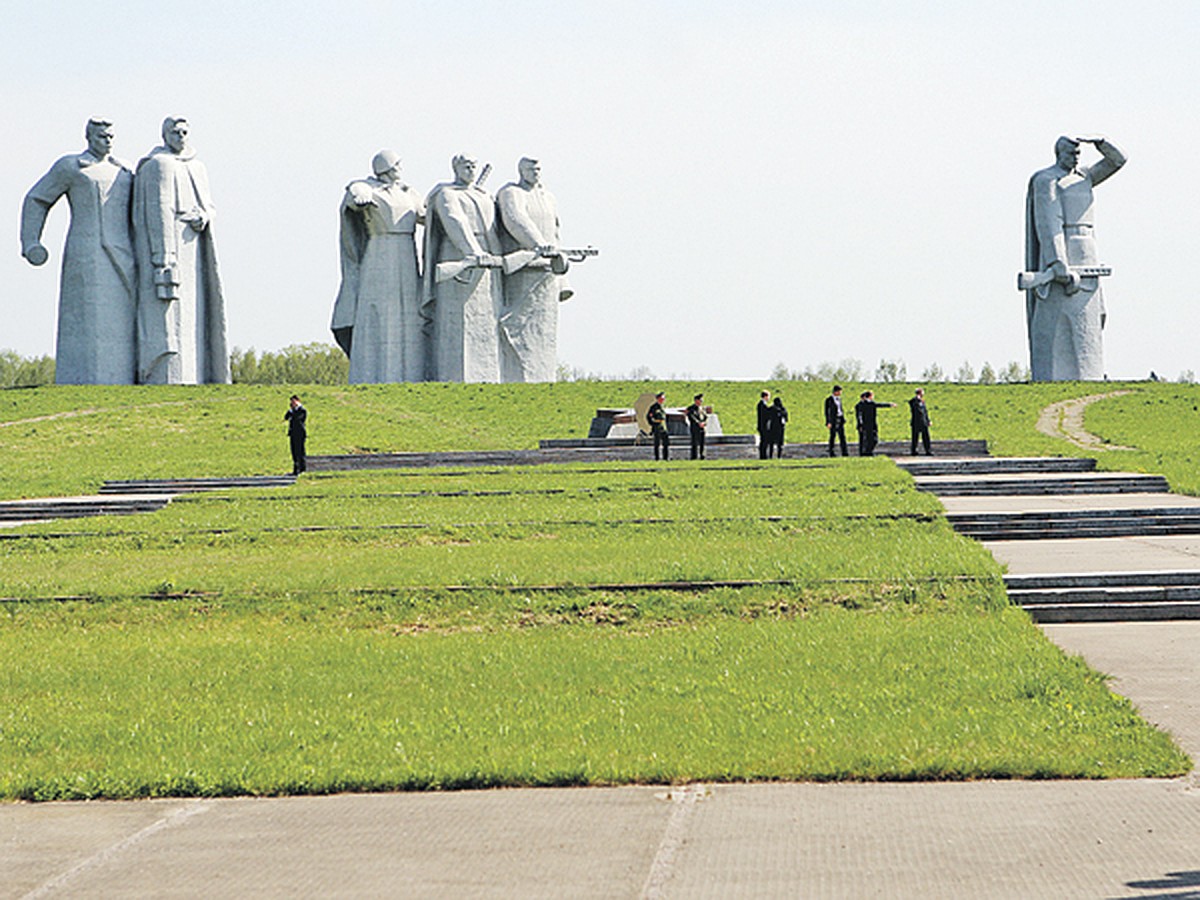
0;382;1193;800
0;380;1138;500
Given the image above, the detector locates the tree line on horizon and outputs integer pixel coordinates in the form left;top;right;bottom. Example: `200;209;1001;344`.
0;347;1193;388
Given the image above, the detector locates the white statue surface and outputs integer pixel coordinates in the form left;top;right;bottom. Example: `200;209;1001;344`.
133;117;229;384
20;119;137;384
496;158;571;383
421;155;503;383
331;150;426;383
1023;135;1126;381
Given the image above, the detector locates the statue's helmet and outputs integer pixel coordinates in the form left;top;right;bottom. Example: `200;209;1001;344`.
372;149;401;176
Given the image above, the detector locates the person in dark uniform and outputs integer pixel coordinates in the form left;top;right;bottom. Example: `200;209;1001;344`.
647;391;669;460
909;387;932;455
756;389;771;459
768;396;788;458
285;394;307;474
854;390;894;457
825;385;848;457
686;392;708;459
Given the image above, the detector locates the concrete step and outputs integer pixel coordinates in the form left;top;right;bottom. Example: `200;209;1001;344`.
312;439;991;471
99;476;297;494
916;474;1169;496
896;456;1094;476
1004;570;1200;621
1008;585;1200;605
949;507;1200;540
0;498;169;522
1005;571;1200;589
1024;601;1200;623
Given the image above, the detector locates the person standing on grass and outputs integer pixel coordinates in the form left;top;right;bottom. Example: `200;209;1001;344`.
854;390;894;457
285;395;307;475
768;396;788;458
648;391;669;460
909;387;932;455
825;385;848;457
686;392;708;459
756;389;772;459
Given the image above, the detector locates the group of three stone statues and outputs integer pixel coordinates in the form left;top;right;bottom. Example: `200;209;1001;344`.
21;119;590;385
22;119;1123;385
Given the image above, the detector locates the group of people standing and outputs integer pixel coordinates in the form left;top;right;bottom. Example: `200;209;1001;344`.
826;386;931;457
646;391;712;460
645;385;932;462
756;390;789;459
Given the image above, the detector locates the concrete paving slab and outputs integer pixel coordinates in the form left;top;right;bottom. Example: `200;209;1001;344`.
987;535;1200;574
2;788;667;899
941;493;1200;514
672;780;1200;900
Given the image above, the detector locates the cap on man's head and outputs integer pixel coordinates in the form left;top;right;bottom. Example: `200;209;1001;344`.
833;385;842;392
694;393;703;401
1055;135;1080;157
655;391;665;399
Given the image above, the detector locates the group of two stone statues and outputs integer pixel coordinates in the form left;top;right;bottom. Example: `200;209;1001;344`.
21;118;227;385
330;153;587;384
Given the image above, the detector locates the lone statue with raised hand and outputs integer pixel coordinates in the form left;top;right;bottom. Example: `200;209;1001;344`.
1023;134;1126;381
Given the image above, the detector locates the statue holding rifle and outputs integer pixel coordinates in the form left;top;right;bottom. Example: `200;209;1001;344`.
1021;134;1126;381
421;155;504;382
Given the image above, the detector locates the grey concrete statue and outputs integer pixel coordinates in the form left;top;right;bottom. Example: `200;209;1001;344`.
496;158;571;383
420;155;503;383
133;117;230;384
20;119;137;384
1022;135;1126;381
330;150;426;383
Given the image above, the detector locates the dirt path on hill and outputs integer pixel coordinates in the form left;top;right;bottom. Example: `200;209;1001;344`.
1035;390;1135;450
0;398;228;429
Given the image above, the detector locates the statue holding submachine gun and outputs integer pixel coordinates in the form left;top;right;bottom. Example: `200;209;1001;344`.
496;157;597;383
1021;134;1126;381
419;154;598;383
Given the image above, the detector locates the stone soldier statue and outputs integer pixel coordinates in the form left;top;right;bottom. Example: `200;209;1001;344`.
330;150;426;383
421;155;503;382
133;117;230;384
1023;135;1126;381
20;118;137;384
496;157;571;383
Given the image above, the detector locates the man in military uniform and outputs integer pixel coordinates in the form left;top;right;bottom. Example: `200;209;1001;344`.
648;391;669;460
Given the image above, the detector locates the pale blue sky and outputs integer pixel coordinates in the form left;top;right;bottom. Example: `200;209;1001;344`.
3;1;1197;379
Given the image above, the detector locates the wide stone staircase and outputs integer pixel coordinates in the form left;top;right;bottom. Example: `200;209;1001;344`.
898;455;1200;622
99;475;297;494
